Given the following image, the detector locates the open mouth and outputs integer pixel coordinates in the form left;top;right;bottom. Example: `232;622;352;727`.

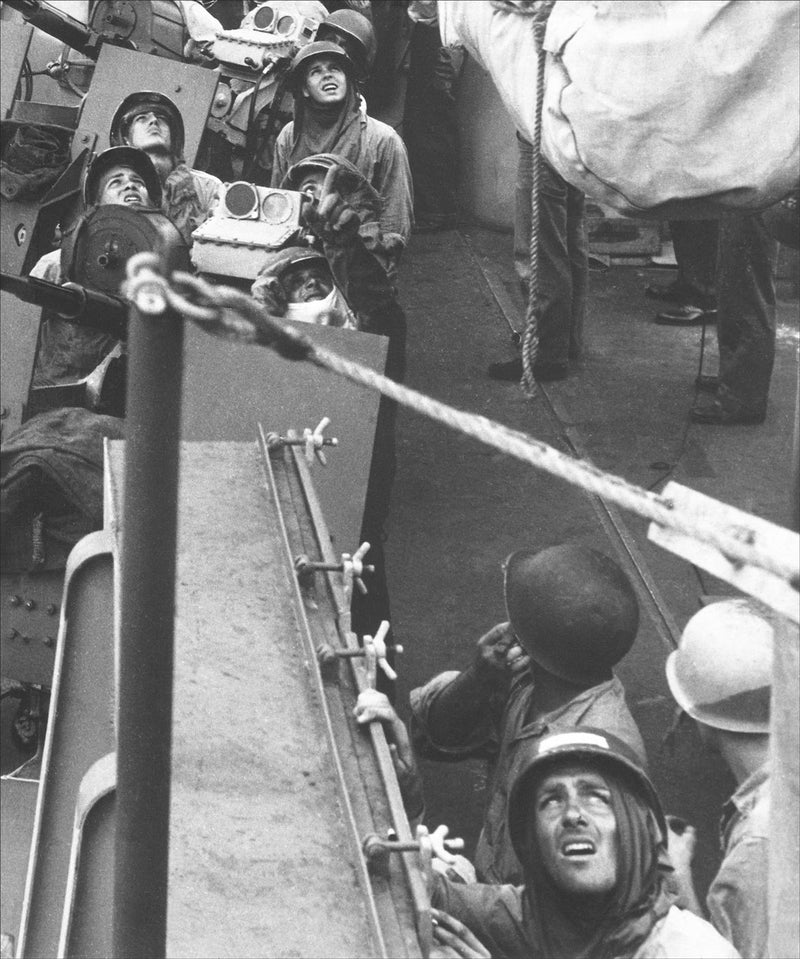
322;83;339;93
123;194;143;205
561;840;596;857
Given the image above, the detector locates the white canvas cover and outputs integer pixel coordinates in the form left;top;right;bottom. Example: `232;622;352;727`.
440;0;800;218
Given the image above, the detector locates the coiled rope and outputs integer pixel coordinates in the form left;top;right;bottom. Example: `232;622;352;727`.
124;253;800;592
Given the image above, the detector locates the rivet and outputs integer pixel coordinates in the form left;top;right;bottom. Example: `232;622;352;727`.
9;595;21;607
43;636;54;648
22;635;31;644
46;604;58;616
7;629;19;641
25;599;36;611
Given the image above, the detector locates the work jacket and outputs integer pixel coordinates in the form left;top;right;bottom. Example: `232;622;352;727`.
432;879;741;959
707;763;770;959
410;669;645;884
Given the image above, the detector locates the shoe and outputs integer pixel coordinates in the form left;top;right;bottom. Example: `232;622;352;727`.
656;304;717;325
690;400;766;425
488;356;523;381
695;374;719;393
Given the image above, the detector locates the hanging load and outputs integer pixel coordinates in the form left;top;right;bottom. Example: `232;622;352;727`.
438;0;800;218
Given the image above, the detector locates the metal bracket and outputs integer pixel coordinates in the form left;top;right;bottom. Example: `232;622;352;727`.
362;825;465;890
295;541;374;595
317;621;403;687
265;417;339;466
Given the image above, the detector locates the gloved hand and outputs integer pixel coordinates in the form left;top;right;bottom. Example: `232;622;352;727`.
301;164;363;247
475;622;531;675
250;273;288;316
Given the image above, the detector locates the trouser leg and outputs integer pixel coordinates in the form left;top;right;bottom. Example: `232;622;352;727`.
671;220;719;303
566;180;588;361
535;161;574;366
715;213;776;414
513;133;533;285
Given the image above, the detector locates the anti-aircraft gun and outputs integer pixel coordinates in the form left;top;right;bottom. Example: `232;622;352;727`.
190;1;328;182
4;1;329;183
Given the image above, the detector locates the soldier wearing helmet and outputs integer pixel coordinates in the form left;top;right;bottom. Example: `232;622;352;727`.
665;600;773;958
272;38;411;666
28;147;161;387
430;728;739;958
250;245;357;328
110;91;222;245
316;8;377;83
410;542;647;886
271;41;412;246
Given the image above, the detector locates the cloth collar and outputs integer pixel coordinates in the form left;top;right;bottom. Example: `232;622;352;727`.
509;675;621;744
720;761;770;837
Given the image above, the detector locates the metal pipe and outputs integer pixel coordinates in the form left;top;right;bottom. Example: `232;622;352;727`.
113;294;184;958
4;0;101;59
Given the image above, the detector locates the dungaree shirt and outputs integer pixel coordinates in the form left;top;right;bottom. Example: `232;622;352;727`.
410;669;645;884
707;763;770;959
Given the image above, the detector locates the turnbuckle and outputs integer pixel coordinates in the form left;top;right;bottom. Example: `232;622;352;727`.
265;417;338;466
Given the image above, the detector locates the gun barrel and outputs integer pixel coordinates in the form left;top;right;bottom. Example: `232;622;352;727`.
0;272;127;338
4;0;101;60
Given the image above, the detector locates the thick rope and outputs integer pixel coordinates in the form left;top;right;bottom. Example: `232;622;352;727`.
122;254;800;591
520;19;548;396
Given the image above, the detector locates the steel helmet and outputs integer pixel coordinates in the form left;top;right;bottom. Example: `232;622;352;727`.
666;600;773;733
316;9;377;81
82;146;162;208
507;727;668;860
503;544;639;685
109;92;185;160
282;152;339;192
288;40;355;88
275;246;329;277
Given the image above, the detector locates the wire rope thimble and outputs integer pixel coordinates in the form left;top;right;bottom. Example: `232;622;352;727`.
303;416;338;466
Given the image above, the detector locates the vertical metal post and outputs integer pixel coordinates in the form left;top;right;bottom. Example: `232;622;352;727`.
113;291;183;959
768;613;800;958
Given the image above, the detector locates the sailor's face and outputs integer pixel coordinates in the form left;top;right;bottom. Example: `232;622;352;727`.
532;762;619;897
297;168;327;201
303;57;347;106
127;110;172;152
283;264;333;303
97;166;150;207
